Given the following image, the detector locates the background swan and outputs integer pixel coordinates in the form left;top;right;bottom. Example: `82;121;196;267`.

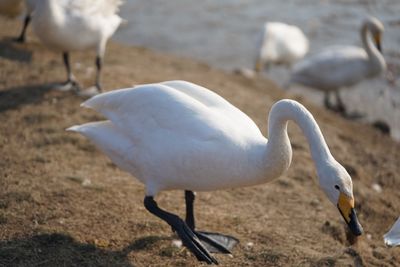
68;80;363;264
254;22;309;73
289;16;386;114
31;0;123;95
384;217;400;246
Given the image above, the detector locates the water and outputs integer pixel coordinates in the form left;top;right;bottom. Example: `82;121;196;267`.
114;0;400;141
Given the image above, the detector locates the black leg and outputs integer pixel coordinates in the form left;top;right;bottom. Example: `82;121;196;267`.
63;52;72;83
185;190;196;230
144;196;218;265
60;52;80;91
335;90;346;114
14;14;31;43
183;191;238;254
323;91;332;109
95;56;102;92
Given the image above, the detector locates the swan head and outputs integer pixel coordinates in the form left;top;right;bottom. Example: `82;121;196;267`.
364;16;384;52
318;160;363;236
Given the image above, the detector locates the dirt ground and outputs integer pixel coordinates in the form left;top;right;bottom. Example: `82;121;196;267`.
0;17;399;267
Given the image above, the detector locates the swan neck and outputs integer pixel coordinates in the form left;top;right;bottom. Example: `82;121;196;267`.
267;100;333;168
361;24;380;61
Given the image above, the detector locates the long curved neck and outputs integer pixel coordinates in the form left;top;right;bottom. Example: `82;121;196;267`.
266;100;333;173
361;24;383;66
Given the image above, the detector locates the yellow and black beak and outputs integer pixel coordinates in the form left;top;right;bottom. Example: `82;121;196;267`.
374;33;382;52
337;193;363;236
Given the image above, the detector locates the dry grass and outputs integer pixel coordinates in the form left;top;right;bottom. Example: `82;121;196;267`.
0;16;399;266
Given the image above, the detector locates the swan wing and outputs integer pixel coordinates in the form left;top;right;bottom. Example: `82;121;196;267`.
384;217;400;247
160;80;262;136
291;46;370;89
83;81;263;141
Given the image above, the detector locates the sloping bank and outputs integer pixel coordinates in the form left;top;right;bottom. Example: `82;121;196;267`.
0;16;399;266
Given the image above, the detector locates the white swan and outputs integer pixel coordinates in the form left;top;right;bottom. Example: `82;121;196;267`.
255;22;309;73
384;217;400;247
31;0;123;95
0;0;24;18
68;80;363;264
289;16;386;113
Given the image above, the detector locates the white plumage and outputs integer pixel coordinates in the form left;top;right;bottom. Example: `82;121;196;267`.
255;22;309;72
289;17;386;112
32;0;122;54
31;0;123;94
384;217;400;247
68;80;363;263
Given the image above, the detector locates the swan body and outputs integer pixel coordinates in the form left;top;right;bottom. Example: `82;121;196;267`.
289;17;386;112
384;217;400;246
0;0;24;18
255;22;309;72
68;80;363;263
32;0;122;53
31;0;123;93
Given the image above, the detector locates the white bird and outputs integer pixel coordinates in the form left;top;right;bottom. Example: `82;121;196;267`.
0;0;24;18
255;22;309;73
31;0;123;95
384;217;400;247
289;17;386;114
68;80;363;264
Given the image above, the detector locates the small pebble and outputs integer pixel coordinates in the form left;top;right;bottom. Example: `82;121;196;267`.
371;183;382;193
245;242;254;250
233;67;255;79
82;178;92;187
172;239;182;248
366;233;372;240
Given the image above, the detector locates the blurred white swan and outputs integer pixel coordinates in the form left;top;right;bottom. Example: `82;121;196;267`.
289;17;386;113
68;80;363;264
255;22;309;73
31;0;123;95
384;217;400;247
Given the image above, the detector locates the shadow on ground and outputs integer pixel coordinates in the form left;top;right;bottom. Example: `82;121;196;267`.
0;84;52;112
0;233;174;267
0;233;134;267
0;38;32;63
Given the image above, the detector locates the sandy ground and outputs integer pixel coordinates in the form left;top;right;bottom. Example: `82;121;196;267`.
0;17;399;267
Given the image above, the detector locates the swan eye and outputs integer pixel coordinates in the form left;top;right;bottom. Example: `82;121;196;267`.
334;185;340;190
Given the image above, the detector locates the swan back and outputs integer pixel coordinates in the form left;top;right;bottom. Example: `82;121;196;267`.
256;22;309;67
